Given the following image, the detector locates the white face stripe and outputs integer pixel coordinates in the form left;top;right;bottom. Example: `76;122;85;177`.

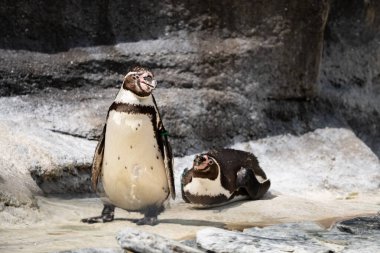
184;159;232;198
124;71;140;77
114;88;154;105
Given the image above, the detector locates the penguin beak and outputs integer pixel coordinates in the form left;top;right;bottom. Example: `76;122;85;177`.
193;155;209;171
148;79;157;89
194;155;206;166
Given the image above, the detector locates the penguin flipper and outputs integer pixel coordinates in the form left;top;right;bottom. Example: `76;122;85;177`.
152;95;176;199
180;168;193;203
162;130;176;199
91;124;106;191
236;167;271;200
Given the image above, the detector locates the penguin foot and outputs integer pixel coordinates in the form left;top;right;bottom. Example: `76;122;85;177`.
237;167;270;200
134;216;158;226
81;204;115;224
81;214;114;224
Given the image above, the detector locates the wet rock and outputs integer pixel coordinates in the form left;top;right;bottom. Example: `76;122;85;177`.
336;215;380;234
196;218;380;253
116;227;203;253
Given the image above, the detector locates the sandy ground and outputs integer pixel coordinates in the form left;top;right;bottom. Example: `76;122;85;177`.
1;192;379;253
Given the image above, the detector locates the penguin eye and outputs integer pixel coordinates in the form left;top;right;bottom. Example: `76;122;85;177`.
144;76;153;82
208;160;214;165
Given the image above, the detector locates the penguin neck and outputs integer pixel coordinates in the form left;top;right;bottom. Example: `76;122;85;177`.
114;88;153;105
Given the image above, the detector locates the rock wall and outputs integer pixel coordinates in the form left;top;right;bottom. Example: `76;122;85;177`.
1;0;332;154
320;0;380;156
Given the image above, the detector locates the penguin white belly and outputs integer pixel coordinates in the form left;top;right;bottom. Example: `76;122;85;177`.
102;110;169;211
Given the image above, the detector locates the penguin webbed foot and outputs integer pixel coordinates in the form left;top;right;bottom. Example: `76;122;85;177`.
81;204;115;224
134;216;158;226
237;167;270;200
134;205;163;225
81;215;113;224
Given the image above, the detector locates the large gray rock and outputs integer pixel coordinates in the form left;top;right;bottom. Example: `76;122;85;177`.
0;113;96;207
196;217;380;253
116;227;203;253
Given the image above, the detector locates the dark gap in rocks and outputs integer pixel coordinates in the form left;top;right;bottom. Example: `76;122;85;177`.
30;164;93;195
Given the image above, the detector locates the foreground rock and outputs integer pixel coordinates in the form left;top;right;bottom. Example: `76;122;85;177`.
1;193;379;252
196;215;380;253
117;228;203;253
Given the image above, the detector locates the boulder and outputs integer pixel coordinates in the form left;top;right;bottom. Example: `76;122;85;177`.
196;216;380;253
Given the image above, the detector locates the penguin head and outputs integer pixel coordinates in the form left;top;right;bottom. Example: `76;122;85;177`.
192;154;219;180
122;66;157;97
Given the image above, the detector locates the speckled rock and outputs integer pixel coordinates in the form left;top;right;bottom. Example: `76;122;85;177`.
117;227;203;253
196;216;380;253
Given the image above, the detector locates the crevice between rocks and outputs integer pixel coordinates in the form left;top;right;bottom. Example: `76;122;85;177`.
30;163;94;196
48;128;98;141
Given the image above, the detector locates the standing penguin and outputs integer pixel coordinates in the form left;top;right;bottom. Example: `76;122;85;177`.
82;66;175;225
181;149;270;207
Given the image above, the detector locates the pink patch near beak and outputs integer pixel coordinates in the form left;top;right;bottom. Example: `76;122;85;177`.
194;155;210;170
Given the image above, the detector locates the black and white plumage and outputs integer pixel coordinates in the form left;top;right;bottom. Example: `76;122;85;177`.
181;149;270;207
82;66;175;225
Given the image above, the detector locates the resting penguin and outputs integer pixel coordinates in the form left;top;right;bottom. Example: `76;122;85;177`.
181;148;270;207
81;66;175;225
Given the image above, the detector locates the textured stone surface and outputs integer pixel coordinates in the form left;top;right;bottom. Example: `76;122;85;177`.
0;112;96;208
319;0;380;157
117;228;203;253
196;217;380;253
0;0;329;99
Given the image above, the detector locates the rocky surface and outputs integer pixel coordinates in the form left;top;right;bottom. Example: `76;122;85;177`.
196;216;380;253
319;0;380;158
116;228;203;253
